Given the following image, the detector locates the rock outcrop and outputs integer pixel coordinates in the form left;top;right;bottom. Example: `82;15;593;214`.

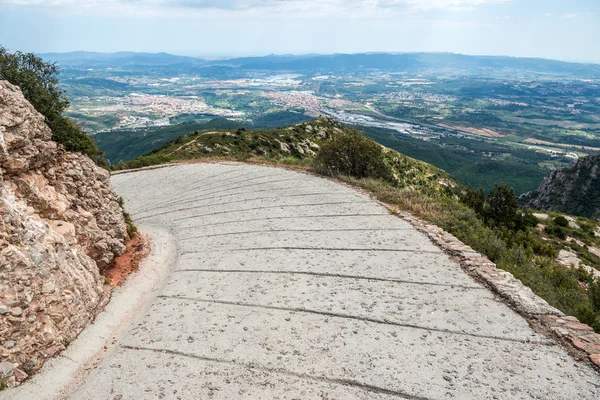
521;155;600;221
0;81;127;385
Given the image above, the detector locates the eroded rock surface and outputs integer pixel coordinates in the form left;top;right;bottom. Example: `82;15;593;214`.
521;154;600;221
0;81;127;384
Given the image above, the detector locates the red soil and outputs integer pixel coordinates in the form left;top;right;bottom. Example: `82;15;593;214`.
103;233;150;287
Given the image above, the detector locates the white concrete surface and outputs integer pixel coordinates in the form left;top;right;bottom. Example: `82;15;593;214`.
49;163;600;399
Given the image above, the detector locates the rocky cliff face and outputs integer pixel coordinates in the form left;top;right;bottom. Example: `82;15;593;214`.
521;155;600;221
0;81;127;385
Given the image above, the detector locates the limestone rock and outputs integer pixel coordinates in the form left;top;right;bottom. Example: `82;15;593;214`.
521;154;600;221
0;81;127;380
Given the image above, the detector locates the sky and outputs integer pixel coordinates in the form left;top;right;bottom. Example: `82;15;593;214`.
0;0;599;63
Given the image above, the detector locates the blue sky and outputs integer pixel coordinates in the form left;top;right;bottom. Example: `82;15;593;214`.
0;0;599;62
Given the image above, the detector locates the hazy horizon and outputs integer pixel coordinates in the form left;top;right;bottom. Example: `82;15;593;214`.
34;49;600;65
1;0;599;63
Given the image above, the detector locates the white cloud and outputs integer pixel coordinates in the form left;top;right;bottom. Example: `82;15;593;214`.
379;0;510;10
0;0;511;12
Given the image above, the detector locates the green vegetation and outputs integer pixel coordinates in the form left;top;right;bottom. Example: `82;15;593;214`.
113;117;452;194
360;126;548;195
314;128;392;181
117;197;137;238
0;47;106;165
96;111;314;165
97;119;246;164
252;111;311;128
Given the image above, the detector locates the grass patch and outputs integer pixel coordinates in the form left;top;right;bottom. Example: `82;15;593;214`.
117;197;137;238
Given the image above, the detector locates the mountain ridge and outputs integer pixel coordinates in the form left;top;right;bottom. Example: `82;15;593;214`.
114;115;455;194
522;155;600;221
39;51;600;76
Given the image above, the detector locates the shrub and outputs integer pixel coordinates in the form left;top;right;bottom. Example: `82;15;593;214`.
48;116;107;166
112;153;173;170
554;216;569;227
485;184;523;231
117;197;137;238
591;281;600;313
459;186;486;217
314;128;392;182
546;225;567;240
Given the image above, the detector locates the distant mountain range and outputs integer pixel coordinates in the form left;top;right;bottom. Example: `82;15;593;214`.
39;51;206;67
40;51;600;76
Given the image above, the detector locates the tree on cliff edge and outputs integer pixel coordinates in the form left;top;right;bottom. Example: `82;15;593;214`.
0;46;106;166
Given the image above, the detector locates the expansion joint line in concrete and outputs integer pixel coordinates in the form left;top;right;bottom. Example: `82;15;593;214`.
164;183;329;207
146;189;336;214
129;167;248;211
125;163;227;194
183;213;390;230
161;201;374;223
132;165;216;193
147;170;289;209
137;177;326;220
137;191;352;220
181;247;443;255
181;228;414;241
173;268;484;290
156;173;295;208
120;345;432;400
157;295;550;345
177;169;275;196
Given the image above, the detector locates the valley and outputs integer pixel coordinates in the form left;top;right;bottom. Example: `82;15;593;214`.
48;52;600;194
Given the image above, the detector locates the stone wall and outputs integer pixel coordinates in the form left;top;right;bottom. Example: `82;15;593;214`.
0;81;127;386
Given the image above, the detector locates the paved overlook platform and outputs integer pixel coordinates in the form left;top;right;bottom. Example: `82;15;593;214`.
72;163;599;399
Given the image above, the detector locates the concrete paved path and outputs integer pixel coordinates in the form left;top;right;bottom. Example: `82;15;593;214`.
72;163;599;399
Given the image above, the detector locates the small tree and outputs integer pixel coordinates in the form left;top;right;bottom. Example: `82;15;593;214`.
459;186;486;217
554;216;569;227
314;128;392;181
484;184;523;231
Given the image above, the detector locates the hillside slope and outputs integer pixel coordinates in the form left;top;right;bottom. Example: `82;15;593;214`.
116;116;454;193
95;112;312;164
521;155;600;221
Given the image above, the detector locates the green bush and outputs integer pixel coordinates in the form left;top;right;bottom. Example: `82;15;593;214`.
314;128;393;182
0;46;105;164
459;184;531;234
554;216;569;227
485;184;523;231
112;153;174;170
117;197;137;238
546;225;567;240
590;281;600;313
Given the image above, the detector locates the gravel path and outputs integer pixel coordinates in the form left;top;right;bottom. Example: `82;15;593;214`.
72;163;600;399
